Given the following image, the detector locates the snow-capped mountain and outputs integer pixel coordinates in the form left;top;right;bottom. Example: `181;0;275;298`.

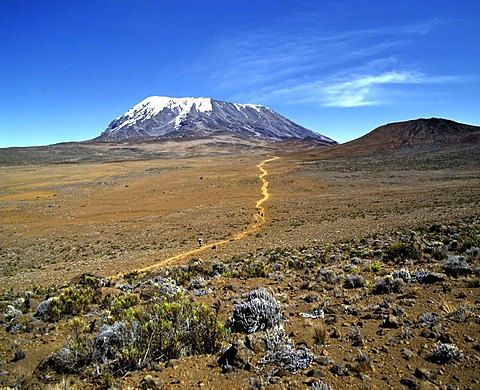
94;96;336;144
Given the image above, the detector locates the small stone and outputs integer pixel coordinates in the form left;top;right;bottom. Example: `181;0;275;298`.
400;376;417;389
382;314;401;329
438;333;454;344
12;348;26;362
140;374;162;390
359;373;371;382
295;339;309;348
314;356;333;366
269;376;281;384
330;363;349;376
245;332;267;354
416;381;439;390
306;368;324;378
330;328;342;339
218;339;254;371
415;367;436;381
165;359;179;368
401;348;416;359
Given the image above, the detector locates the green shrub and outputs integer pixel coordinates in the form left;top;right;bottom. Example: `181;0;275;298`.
368;262;382;273
383;241;419;263
35;285;101;322
42;293;227;376
108;293;139;322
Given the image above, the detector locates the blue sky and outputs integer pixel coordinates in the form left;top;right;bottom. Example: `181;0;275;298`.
1;0;479;147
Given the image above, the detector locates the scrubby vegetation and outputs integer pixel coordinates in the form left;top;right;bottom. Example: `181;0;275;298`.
38;292;226;378
1;218;479;388
229;287;283;333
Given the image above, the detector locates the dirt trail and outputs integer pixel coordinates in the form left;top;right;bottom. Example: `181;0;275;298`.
126;156;279;274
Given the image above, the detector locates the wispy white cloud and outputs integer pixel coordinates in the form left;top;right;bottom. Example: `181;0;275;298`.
250;69;469;108
209;17;468;107
318;70;423;107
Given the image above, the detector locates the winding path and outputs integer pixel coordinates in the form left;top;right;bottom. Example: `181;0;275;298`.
131;156;279;273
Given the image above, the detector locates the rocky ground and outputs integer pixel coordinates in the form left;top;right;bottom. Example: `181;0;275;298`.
0;142;479;389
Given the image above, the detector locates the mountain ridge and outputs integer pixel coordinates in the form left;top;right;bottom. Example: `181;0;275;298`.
93;96;337;144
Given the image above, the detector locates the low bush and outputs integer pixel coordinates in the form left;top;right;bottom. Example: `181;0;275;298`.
229;288;282;333
392;268;411;282
344;274;366;289
383;241;419;263
259;328;314;373
347;326;364;347
442;256;472;277
42;293;227;377
35;284;101;322
311;380;334;390
374;275;405;294
418;312;439;326
430;342;464;364
317;268;343;284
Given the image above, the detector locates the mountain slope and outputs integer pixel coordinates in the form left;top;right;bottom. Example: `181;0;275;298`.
93;96;336;144
305;118;480;159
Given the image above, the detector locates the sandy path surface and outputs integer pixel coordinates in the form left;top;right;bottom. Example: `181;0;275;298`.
124;156;280;275
0;154;279;288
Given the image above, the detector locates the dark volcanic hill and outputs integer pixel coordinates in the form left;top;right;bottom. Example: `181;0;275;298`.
93;96;337;144
307;118;480;158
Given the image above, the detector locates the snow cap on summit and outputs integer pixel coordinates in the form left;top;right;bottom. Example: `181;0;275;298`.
96;96;337;144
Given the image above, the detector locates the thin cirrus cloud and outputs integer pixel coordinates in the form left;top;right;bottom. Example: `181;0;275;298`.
292;70;423;108
213;18;462;108
253;70;467;108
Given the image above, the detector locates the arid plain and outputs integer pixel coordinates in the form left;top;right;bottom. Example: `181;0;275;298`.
1;143;478;289
0;140;479;388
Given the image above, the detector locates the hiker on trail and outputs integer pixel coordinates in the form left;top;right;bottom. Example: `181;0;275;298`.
198;238;203;247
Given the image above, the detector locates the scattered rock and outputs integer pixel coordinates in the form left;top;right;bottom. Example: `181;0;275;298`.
314;356;333;366
330;363;350;376
382;314;402;328
330;328;342;339
269;376;282;384
218;339;254;371
438;333;455;344
140;374;162;390
165;359;179;368
12;348;26;362
401;376;440;389
400;377;416;389
295;339;309;348
415;367;437;381
401;348;416;360
245;332;267;354
359;373;371;382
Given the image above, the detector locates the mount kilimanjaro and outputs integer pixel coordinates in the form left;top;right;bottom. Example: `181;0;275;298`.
93;96;336;145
